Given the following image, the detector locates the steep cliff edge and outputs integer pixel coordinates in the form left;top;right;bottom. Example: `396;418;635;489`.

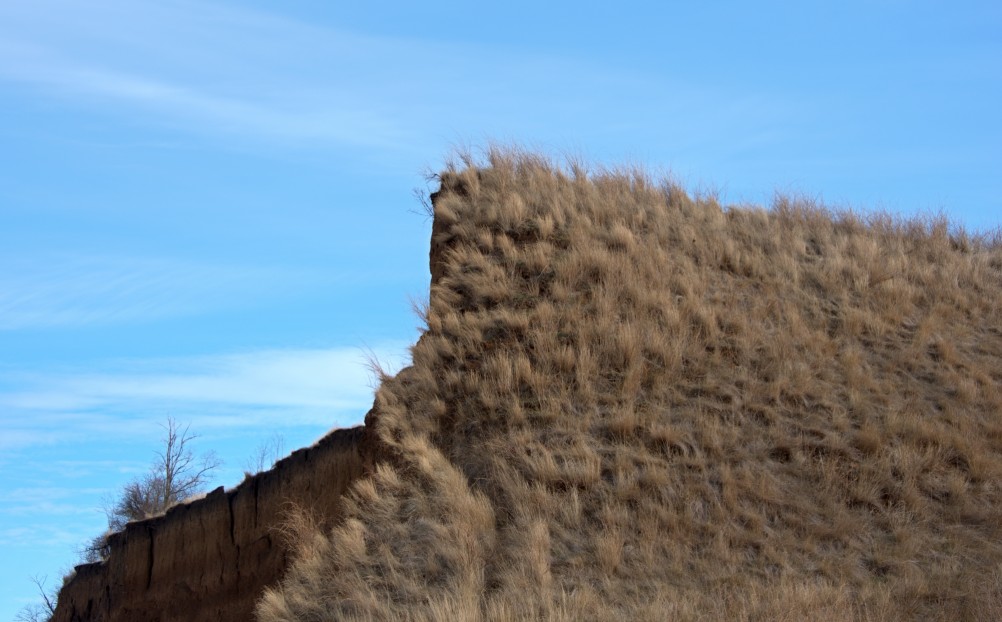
53;149;1002;621
261;150;1002;621
52;425;374;622
51;161;457;622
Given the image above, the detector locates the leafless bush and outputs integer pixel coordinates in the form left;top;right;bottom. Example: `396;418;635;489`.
15;575;57;622
244;432;286;476
82;417;220;562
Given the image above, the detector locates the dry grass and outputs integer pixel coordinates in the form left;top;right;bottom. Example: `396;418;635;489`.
258;148;1002;621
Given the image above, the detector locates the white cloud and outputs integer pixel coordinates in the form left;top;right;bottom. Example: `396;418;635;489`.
0;50;413;150
0;253;316;330
0;344;410;450
0;523;99;549
0;2;422;150
57;348;393;409
0;0;796;157
0;488;107;518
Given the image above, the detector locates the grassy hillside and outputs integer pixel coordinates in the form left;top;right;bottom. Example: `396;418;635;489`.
259;150;1002;621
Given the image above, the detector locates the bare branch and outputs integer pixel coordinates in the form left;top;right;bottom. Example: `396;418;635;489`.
97;417;221;541
33;575;57;615
244;433;286;475
17;575;57;622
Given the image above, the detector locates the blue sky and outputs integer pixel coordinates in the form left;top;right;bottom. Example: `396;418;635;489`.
1;0;999;616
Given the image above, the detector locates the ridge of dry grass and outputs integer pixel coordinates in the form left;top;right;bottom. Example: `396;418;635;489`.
258;148;1002;621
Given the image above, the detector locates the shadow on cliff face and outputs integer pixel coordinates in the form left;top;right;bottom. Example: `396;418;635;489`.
260;148;1002;621
55;147;1002;622
53;425;375;622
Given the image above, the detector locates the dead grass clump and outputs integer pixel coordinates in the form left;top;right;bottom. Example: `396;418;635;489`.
259;147;1002;621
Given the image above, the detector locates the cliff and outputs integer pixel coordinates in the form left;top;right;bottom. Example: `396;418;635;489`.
261;150;1002;621
52;425;376;622
54;148;1002;621
51;164;449;622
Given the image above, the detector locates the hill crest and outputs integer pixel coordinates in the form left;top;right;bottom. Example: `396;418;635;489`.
55;149;1002;621
262;150;1002;621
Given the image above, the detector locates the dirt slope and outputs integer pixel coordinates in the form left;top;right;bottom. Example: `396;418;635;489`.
258;150;1002;621
52;426;372;622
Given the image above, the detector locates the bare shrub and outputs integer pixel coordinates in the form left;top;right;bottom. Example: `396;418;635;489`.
83;417;220;562
244;432;286;476
15;575;57;622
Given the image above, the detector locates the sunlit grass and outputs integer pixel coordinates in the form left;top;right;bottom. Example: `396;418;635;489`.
260;147;1002;621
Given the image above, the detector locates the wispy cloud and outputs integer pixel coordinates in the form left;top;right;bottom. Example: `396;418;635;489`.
0;43;414;150
0;0;796;156
0;486;106;552
0;1;425;150
0;523;100;550
0;253;316;330
0;344;409;450
0;487;107;517
0;344;409;580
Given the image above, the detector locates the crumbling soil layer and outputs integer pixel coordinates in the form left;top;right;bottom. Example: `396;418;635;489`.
52;425;372;622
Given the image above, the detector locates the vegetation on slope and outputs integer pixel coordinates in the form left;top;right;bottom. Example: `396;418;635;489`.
259;149;1002;621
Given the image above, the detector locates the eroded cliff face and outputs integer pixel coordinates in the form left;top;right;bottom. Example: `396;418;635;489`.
53;424;376;622
52;178;456;622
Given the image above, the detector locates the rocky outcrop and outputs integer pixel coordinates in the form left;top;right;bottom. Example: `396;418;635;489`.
52;424;376;622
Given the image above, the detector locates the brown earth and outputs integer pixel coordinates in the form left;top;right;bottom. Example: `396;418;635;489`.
51;426;375;622
261;150;1002;621
53;148;1002;621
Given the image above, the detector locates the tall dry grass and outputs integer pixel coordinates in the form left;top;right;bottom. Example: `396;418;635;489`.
258;148;1002;621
